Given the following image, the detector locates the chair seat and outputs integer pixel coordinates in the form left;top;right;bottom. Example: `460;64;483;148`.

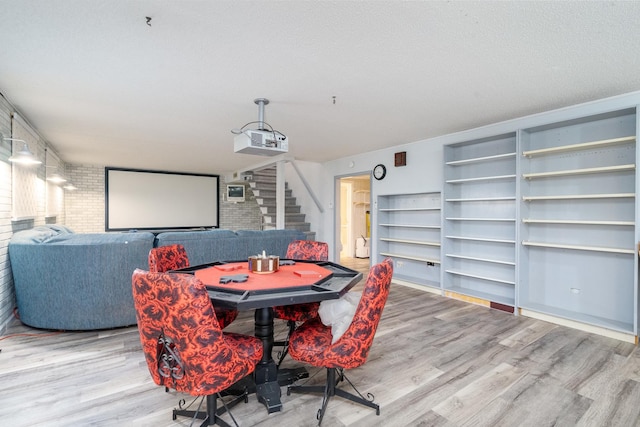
290;317;369;370
273;302;319;322
288;318;333;361
222;332;264;361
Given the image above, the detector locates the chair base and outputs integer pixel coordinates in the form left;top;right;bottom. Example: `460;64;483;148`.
173;392;247;427
287;368;380;425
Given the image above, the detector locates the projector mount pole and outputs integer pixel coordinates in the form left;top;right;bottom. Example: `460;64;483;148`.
253;97;284;229
254;98;269;131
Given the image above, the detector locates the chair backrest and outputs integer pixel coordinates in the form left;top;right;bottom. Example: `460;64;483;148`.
286;240;329;261
131;269;254;395
333;257;393;368
148;244;190;273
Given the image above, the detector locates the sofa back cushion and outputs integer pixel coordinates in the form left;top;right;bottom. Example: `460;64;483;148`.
155;229;238;265
156;229;306;266
236;229;306;258
9;224;74;244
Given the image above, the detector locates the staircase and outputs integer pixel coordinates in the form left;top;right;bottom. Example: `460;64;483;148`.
246;166;316;240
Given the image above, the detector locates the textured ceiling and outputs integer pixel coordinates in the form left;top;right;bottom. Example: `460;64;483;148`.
1;1;640;174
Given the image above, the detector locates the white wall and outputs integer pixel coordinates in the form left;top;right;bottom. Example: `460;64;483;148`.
284;159;327;238
320;140;445;260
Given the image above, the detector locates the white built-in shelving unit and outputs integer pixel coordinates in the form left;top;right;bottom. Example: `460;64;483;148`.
518;108;638;336
442;133;518;309
355;92;640;343
377;192;441;290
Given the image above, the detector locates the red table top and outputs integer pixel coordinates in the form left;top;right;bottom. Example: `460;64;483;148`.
195;261;333;292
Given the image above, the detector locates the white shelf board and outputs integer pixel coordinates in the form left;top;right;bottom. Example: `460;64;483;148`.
523;164;635;179
445;235;516;244
380;237;441;246
522;219;634;226
523;193;635;201
379;207;440;212
446;174;517;184
380;252;440;264
446;217;516;222
445;253;515;266
379;223;440;229
446;152;516;166
522;135;635;157
445;269;515;285
522;240;635;254
446;196;516;202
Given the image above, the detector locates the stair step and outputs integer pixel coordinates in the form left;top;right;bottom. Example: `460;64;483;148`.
252;166;276;174
249;176;279;185
249;180;289;190
250;169;277;179
263;213;306;224
263;222;311;232
260;205;301;214
256;197;298;206
250;188;293;198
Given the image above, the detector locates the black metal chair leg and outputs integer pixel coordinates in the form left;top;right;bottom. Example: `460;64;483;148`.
173;392;246;427
333;388;380;414
287;368;380;425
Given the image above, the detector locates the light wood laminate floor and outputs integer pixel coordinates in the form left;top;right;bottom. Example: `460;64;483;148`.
2;257;639;426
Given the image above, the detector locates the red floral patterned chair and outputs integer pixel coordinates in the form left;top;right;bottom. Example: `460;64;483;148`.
149;244;238;329
273;240;329;365
286;258;393;425
132;269;263;427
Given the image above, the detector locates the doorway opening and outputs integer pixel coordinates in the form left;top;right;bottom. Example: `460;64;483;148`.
337;174;371;271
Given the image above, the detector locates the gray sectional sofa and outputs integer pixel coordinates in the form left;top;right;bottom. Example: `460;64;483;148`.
9;225;305;331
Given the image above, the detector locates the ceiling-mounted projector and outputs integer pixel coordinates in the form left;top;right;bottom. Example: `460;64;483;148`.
234;129;288;156
232;98;289;156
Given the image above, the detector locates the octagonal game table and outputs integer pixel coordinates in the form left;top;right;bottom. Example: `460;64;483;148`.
171;259;363;413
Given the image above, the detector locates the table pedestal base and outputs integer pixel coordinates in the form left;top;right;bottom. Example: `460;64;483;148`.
225;367;308;413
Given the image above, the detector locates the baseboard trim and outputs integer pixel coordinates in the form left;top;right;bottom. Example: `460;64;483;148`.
519;308;637;344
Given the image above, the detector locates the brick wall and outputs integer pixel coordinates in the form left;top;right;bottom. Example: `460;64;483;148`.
64;164;105;233
218;177;262;230
0;95;13;332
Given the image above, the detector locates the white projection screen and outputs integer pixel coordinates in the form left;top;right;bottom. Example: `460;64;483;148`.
105;168;219;231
